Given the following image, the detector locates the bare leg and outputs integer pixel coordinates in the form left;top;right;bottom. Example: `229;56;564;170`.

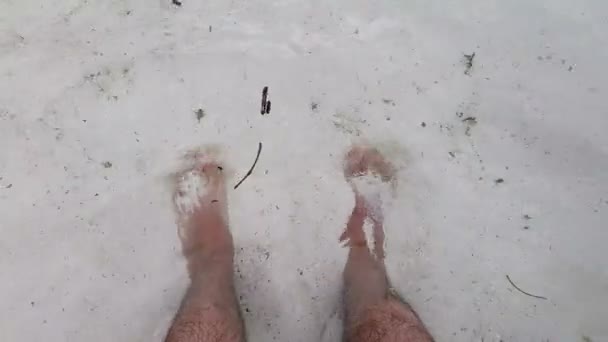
340;146;433;342
166;161;245;342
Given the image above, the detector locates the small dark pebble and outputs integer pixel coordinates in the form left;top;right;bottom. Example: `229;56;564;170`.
102;161;112;168
382;98;395;106
209;25;212;32
523;214;532;220
448;152;455;158
421;122;426;127
171;0;182;6
495;178;504;184
217;166;223;171
195;108;205;122
6;183;13;189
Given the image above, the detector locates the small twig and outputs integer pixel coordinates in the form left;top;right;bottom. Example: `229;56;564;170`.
260;86;269;115
463;52;475;75
506;275;547;300
462;116;477;124
234;142;262;189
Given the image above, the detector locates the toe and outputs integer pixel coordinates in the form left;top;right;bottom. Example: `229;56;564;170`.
344;146;366;178
344;145;395;183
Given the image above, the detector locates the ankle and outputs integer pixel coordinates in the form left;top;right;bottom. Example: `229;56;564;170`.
187;249;234;276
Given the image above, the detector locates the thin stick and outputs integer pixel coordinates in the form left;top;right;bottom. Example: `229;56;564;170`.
506;275;547;300
234;142;262;189
260;87;268;115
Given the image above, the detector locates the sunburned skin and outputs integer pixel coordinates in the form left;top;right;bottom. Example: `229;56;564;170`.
165;145;433;342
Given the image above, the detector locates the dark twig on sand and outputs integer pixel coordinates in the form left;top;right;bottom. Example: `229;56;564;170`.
234;142;263;189
462;116;477;124
260;86;269;115
506;275;547;300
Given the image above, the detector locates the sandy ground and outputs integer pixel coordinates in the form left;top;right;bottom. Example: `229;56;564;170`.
1;0;607;341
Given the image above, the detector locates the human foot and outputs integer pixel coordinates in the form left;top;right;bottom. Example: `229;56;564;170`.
167;154;245;342
340;147;433;341
343;145;396;183
340;145;395;259
173;158;233;276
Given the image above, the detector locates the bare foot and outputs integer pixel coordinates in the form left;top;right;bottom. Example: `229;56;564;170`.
173;160;232;276
343;145;396;184
340;145;433;341
340;145;395;259
167;155;244;342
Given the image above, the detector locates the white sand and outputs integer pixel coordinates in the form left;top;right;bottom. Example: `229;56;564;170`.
1;0;607;341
